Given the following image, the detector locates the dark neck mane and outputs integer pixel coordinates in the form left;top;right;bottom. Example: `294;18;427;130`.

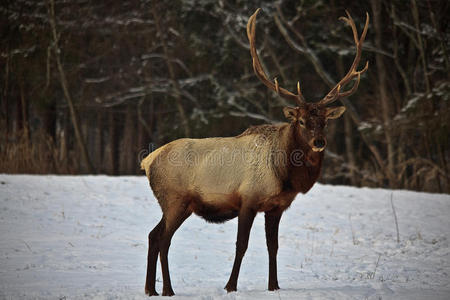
284;122;324;194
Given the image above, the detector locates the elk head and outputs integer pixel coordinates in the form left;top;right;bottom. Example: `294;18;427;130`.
247;8;369;152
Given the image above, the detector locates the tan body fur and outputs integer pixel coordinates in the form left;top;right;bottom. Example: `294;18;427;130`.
141;122;322;224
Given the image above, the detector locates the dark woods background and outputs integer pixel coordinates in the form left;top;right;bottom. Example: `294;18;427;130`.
1;0;449;193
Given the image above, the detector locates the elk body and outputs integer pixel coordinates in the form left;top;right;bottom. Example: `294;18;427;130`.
141;9;369;296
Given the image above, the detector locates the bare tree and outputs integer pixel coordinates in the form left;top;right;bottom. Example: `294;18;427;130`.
370;0;396;187
150;2;191;138
47;0;95;173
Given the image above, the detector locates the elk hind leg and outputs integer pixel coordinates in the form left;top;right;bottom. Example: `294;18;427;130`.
159;204;192;296
145;218;164;296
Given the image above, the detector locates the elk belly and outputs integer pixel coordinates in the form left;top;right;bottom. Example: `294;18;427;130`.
186;191;241;224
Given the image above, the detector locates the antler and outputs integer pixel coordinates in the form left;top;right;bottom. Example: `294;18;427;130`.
247;8;305;106
319;11;369;106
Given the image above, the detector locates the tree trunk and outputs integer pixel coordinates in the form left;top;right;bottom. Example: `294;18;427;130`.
107;108;119;175
119;104;135;174
335;44;357;186
344;113;357;185
94;109;104;173
48;0;95;173
3;54;10;142
370;0;396;187
151;3;191;138
19;80;30;147
411;0;431;93
57;110;68;173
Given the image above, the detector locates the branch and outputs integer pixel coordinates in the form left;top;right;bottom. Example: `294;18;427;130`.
274;10;335;87
150;2;191;137
47;0;96;173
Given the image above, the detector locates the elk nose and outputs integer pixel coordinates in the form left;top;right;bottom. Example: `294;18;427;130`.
313;139;325;149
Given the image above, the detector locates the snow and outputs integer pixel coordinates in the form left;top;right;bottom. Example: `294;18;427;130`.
0;174;449;299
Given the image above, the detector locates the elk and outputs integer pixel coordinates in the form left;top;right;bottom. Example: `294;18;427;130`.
141;8;369;296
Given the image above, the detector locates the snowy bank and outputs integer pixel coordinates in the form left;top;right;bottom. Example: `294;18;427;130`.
0;175;449;299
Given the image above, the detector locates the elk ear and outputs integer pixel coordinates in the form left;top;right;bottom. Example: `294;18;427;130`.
325;106;346;120
283;106;298;121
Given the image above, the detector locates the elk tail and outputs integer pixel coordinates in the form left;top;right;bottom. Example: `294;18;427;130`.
140;145;166;177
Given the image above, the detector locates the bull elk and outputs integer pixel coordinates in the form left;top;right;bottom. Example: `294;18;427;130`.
141;8;369;296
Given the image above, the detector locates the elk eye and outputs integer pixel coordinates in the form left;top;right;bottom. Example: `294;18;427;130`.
298;119;305;127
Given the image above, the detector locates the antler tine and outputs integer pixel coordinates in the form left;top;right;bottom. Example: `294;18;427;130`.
319;11;369;106
297;81;306;103
247;8;305;106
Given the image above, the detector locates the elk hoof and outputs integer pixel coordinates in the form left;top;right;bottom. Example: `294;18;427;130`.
162;287;175;296
145;289;159;296
224;283;237;293
268;284;280;291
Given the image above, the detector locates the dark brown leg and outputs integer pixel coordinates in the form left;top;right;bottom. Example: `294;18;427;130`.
265;210;282;291
145;219;164;296
159;210;191;296
224;206;256;292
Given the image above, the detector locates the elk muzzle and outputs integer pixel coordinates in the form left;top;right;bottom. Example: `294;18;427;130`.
311;138;326;152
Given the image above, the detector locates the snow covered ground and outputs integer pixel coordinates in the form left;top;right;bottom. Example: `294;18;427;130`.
0;174;449;299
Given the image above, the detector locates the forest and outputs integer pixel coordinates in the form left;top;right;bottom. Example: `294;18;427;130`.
1;0;449;193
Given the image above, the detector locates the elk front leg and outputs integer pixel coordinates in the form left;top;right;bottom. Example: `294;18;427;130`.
224;206;256;292
265;210;282;291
